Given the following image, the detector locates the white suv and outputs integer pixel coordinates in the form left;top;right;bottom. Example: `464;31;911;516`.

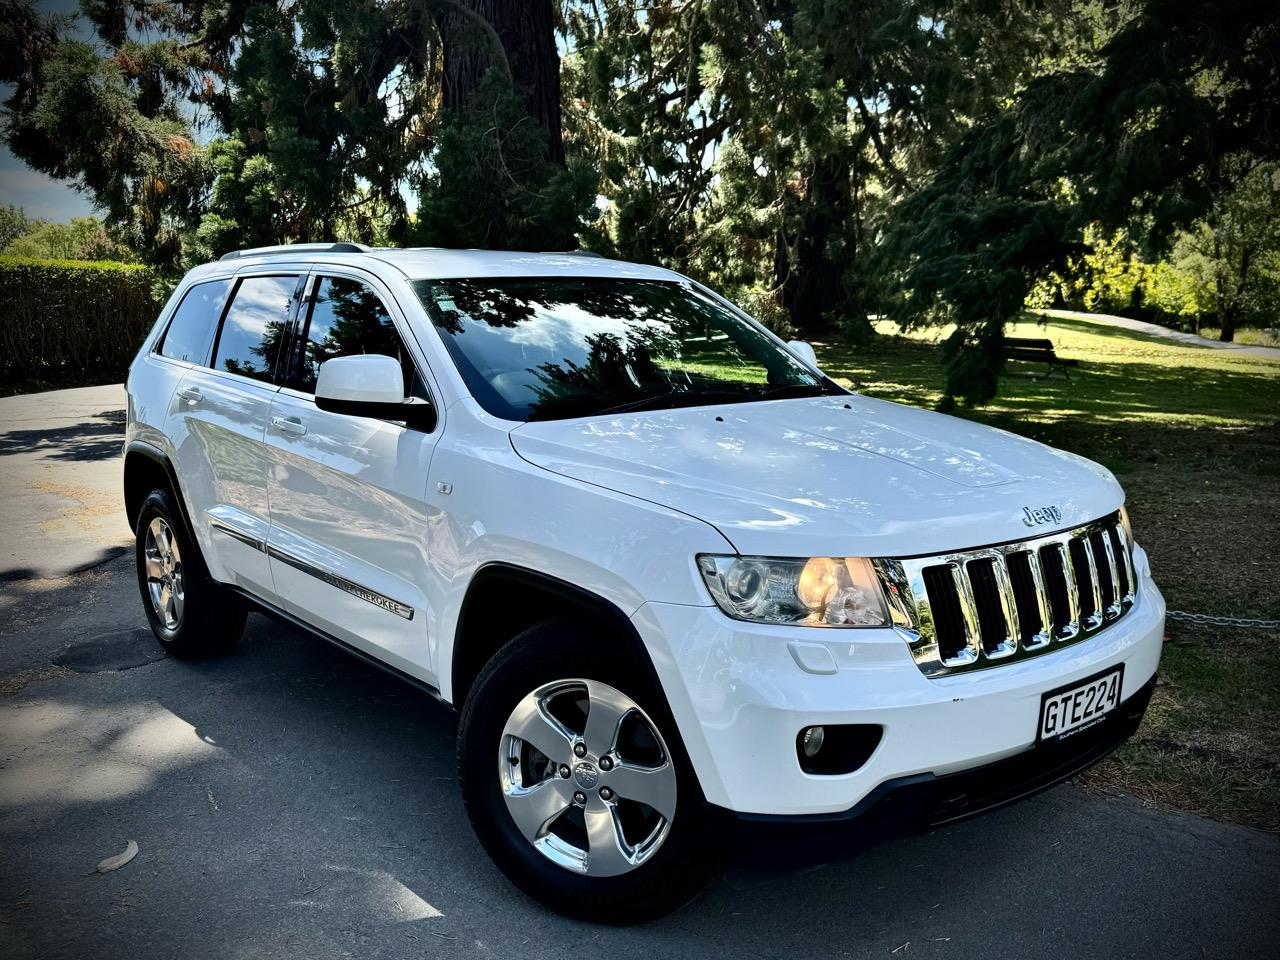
124;243;1164;923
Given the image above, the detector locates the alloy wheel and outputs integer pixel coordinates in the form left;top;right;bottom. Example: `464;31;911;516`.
143;517;184;630
498;678;677;877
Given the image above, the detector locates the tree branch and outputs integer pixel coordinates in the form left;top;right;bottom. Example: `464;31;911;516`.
855;96;909;190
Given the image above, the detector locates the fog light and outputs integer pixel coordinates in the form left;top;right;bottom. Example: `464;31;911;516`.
801;725;825;758
796;724;884;775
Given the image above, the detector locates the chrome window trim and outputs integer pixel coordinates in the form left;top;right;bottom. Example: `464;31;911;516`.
872;511;1137;678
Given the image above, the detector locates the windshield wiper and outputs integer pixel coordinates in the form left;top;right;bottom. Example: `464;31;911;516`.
590;388;761;417
754;382;835;401
588;383;833;418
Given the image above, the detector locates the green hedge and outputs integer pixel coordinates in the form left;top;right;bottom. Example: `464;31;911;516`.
0;256;164;388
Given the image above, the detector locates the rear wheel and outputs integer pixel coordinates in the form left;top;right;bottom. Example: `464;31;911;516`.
458;620;719;923
134;488;246;657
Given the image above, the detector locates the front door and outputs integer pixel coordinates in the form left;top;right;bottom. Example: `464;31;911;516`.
263;270;442;684
168;271;302;595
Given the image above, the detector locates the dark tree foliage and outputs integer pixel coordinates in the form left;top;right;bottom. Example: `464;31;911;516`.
883;0;1280;405
415;0;595;250
1;0;583;267
4;0;1277;401
564;0;1079;337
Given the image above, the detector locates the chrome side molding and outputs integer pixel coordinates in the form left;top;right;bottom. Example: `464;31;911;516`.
206;510;414;621
265;546;415;621
208;513;267;552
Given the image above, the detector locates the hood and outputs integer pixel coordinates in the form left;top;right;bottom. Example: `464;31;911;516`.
508;395;1123;558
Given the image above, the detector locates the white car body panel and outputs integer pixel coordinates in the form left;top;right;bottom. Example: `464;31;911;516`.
509;393;1124;558
264;386;442;683
424;398;737;702
168;364;279;594
125;247;1164;819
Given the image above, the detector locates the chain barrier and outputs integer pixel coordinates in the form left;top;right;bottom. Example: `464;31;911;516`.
1166;610;1280;629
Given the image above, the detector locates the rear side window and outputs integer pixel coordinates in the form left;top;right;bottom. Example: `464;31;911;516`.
212;275;299;383
292;276;424;397
158;279;231;364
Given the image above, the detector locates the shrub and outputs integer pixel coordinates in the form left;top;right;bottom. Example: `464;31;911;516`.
0;256;163;390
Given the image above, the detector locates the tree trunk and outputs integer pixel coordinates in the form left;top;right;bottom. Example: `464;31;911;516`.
1219;245;1253;342
441;0;564;167
774;152;851;337
1218;309;1237;342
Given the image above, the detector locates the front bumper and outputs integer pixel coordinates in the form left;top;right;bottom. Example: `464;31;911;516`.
630;546;1164;816
725;673;1156;866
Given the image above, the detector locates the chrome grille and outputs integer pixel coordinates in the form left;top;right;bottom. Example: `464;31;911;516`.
873;511;1137;678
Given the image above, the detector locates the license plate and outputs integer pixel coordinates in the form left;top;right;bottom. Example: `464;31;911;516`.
1038;664;1125;742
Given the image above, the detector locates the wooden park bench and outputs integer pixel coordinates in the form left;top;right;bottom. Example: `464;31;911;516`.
1002;337;1079;379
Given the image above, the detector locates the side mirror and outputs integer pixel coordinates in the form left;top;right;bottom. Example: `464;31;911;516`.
786;339;820;370
315;355;433;429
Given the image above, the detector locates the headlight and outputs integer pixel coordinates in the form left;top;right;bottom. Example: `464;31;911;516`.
697;555;888;627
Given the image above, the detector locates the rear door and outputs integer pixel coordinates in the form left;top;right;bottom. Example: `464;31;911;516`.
263;268;443;683
168;270;304;594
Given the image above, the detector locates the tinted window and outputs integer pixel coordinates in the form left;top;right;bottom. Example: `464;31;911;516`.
293;276;424;397
159;279;231;364
212;275;298;383
411;277;838;422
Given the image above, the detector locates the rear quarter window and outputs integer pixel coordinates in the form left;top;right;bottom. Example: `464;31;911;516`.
158;279;232;365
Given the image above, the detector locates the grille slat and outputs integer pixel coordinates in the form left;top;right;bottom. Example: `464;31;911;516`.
883;512;1138;678
922;565;967;663
1006;551;1051;649
1038;542;1078;639
1091;529;1122;619
967;559;1008;655
1068;537;1103;630
1107;524;1133;601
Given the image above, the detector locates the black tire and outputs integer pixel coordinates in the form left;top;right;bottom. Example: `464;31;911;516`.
458;620;721;924
134;487;247;658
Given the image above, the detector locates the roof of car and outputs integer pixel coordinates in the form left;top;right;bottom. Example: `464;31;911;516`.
370;248;679;282
208;244;681;282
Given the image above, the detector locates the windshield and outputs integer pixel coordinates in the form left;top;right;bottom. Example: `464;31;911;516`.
412;277;841;422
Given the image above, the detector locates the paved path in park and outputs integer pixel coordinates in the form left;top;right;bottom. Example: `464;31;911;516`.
1;386;1277;959
1039;308;1280;359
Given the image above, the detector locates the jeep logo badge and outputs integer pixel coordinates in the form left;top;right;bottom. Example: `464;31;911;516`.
573;762;600;789
1021;505;1063;527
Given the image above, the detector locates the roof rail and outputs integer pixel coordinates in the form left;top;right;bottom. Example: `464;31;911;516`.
219;242;371;262
556;249;604;258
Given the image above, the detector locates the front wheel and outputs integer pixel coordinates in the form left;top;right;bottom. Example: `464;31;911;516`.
457;621;720;923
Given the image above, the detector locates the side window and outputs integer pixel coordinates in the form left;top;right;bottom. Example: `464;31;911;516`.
158;279;231;365
293;276;424;398
211;275;299;383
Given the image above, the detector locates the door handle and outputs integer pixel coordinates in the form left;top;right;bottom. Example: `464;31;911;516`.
176;386;203;405
271;416;307;436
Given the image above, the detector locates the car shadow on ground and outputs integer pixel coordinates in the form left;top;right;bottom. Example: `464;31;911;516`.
0;408;125;462
4;602;1275;960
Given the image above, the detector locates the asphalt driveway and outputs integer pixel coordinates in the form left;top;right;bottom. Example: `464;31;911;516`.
1;387;1277;959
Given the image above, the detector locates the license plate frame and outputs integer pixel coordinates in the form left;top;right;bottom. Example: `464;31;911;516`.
1038;663;1125;743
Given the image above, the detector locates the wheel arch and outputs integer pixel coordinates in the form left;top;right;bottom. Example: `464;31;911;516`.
123;440;197;546
448;562;665;711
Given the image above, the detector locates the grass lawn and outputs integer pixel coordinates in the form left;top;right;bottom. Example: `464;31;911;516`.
813;312;1280;832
